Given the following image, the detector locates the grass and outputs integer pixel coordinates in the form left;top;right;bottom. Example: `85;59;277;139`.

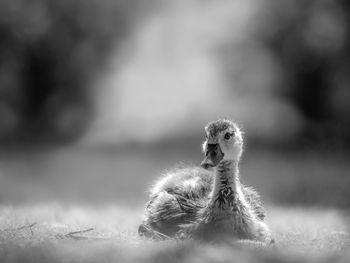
0;145;349;262
0;204;349;263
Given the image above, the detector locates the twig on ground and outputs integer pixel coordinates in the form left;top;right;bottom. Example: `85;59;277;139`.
3;222;37;235
141;224;171;240
65;228;94;239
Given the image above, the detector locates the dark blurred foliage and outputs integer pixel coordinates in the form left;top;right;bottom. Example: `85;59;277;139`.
0;0;139;144
261;0;350;146
219;0;350;148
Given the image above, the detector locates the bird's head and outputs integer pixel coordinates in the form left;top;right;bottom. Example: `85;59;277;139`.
201;119;243;169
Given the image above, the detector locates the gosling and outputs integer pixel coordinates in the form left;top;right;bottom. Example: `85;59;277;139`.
139;119;270;243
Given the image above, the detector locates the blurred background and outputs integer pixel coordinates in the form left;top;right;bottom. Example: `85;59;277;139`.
0;0;349;208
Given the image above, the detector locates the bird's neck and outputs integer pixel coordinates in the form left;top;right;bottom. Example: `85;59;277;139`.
216;159;240;190
210;159;240;209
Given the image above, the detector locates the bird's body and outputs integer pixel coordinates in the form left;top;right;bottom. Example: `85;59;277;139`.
176;160;270;242
139;167;210;238
139;166;267;240
139;119;271;243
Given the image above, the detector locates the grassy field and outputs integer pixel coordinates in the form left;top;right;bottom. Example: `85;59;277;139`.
0;144;349;262
0;204;349;262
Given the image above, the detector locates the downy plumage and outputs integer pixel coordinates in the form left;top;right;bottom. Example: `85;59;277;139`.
139;119;271;243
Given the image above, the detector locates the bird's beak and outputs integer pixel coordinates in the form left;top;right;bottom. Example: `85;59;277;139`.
200;143;223;169
201;156;215;169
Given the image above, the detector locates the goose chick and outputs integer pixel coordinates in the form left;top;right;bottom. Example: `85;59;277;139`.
177;119;271;243
138;119;269;242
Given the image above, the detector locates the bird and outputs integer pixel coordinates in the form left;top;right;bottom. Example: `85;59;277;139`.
138;119;271;243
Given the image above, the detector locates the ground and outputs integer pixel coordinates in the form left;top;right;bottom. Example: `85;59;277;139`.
0;204;349;262
0;144;349;262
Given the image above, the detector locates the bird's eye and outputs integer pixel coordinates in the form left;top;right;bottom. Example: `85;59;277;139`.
224;132;233;140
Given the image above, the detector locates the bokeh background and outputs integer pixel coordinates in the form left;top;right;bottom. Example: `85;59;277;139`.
0;0;349;209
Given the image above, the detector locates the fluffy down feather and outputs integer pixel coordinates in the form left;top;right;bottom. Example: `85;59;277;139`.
138;166;265;239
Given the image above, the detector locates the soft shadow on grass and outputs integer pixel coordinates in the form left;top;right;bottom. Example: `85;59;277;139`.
0;204;349;263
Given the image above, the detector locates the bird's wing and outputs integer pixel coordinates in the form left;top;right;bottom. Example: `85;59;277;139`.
139;189;205;238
